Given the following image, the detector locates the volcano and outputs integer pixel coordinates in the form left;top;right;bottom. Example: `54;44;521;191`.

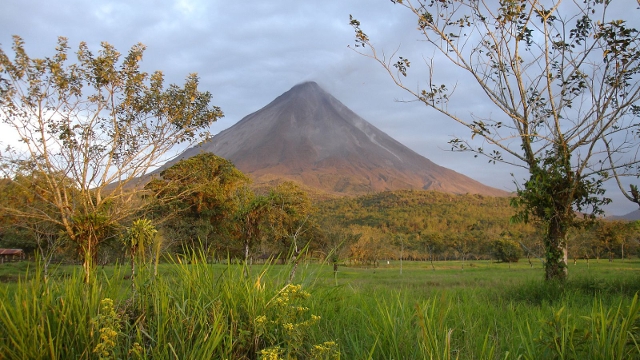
170;81;507;197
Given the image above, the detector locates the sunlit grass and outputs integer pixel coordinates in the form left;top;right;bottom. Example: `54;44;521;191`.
1;258;639;359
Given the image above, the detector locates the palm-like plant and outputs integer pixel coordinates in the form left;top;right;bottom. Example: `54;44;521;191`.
123;219;157;287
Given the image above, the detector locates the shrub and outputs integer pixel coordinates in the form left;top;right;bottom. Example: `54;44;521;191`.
491;238;523;263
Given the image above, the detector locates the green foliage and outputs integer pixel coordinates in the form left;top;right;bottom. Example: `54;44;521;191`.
415;296;459;360
122;218;157;286
146;153;249;253
491;237;524;263
234;181;315;263
511;152;610;225
629;185;640;206
255;284;337;359
92;298;121;360
314;190;536;262
147;155;317;266
509;152;613;279
260;181;313;253
316;190;520;234
0;172;69;258
68;212;118;256
519;295;640;360
235;193;273;260
346;225;394;265
123;218;157;262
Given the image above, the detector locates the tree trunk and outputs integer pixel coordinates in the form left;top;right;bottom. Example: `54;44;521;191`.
82;240;94;284
544;218;568;281
131;249;137;293
399;241;403;275
80;231;101;284
243;240;250;278
288;250;300;284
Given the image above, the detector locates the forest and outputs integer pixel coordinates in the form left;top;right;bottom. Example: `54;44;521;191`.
315;190;640;266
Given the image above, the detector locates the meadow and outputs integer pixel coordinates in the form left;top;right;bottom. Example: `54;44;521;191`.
1;256;640;359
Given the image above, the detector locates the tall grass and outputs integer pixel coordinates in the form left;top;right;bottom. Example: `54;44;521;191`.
0;258;639;359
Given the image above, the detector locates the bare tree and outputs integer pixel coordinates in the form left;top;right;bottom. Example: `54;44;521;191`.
350;0;640;280
0;36;222;282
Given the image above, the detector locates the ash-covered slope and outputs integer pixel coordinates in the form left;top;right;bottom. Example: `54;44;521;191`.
174;81;507;197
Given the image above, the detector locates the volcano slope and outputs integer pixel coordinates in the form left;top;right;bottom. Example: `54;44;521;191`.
170;81;507;197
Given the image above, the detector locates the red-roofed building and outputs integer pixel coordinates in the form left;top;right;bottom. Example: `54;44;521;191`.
0;249;25;263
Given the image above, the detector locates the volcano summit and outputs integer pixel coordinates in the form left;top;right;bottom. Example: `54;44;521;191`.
172;81;506;197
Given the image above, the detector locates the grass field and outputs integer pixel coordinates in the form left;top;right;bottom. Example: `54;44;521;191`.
1;257;639;359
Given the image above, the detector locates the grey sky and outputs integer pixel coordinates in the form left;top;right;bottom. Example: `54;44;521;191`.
1;0;638;215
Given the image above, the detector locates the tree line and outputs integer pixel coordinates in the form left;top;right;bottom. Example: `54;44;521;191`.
313;190;640;267
2;155;638;274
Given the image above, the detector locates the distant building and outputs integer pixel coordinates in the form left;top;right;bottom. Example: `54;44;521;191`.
0;249;25;263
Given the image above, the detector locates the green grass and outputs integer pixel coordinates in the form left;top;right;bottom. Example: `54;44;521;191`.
1;258;640;359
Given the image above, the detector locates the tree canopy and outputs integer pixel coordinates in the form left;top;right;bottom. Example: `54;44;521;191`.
145;153;250;252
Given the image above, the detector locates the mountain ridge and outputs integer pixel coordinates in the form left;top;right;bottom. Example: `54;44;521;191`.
607;208;640;221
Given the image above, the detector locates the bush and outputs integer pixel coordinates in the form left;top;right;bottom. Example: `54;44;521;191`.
491;238;523;263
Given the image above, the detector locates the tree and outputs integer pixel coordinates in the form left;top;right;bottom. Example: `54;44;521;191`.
351;0;640;280
419;230;444;270
262;183;313;258
319;225;362;263
594;220;627;261
0;177;40;253
491;238;524;264
392;233;406;274
145;153;250;253
449;233;472;269
566;227;595;263
628;221;640;258
0;36;222;282
234;182;313;278
348;225;394;266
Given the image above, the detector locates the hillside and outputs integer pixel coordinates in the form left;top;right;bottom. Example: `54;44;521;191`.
313;189;534;238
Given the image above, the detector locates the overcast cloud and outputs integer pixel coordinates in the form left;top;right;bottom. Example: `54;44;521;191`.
1;0;638;215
